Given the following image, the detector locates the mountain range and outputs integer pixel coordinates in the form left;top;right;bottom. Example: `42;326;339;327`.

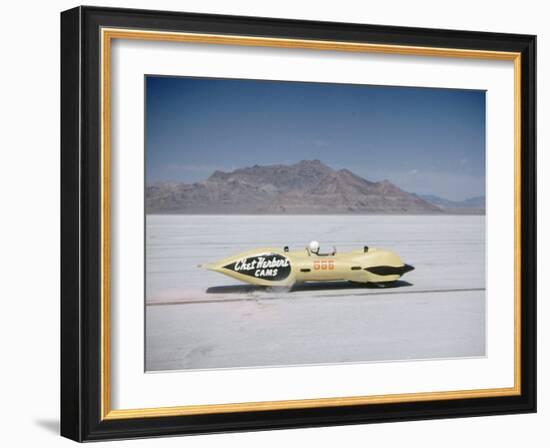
146;160;483;214
413;193;485;214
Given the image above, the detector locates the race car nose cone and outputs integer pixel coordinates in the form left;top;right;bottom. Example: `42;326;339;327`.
198;262;223;271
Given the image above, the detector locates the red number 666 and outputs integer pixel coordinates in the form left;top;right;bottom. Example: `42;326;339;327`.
314;260;335;270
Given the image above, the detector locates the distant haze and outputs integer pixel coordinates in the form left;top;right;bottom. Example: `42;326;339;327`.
146;76;486;202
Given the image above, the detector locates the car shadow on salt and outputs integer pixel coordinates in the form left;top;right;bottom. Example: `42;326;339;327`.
206;280;413;294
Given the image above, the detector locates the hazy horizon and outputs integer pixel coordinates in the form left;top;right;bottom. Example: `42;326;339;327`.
146;76;486;202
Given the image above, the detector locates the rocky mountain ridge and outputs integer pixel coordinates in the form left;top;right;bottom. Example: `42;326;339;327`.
146;160;445;214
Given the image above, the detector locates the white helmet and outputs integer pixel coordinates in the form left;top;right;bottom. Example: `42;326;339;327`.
309;240;320;254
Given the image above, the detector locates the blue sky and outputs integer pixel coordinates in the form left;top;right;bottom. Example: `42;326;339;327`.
145;76;485;201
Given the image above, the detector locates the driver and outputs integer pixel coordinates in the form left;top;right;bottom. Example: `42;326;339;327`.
308;240;320;254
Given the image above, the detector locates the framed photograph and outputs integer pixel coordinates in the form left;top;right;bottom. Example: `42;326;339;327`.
60;6;536;441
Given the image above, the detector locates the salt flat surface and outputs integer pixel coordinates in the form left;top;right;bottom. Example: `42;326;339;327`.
145;215;485;371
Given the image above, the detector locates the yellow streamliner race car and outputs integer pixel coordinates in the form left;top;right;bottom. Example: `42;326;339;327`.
200;241;414;288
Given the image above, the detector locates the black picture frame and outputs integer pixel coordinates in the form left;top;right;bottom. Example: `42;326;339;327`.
61;5;536;442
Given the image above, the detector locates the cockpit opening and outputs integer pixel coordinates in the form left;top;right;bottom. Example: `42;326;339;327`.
306;241;337;256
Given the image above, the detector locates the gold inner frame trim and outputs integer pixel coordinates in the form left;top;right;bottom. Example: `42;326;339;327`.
100;27;522;420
